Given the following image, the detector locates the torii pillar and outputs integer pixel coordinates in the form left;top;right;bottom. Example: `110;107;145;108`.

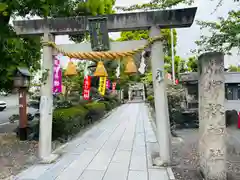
13;8;197;163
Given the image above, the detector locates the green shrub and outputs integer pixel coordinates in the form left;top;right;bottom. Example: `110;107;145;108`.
109;99;117;107
147;85;186;127
102;101;112;111
84;102;106;122
55;100;72;109
108;94;121;107
52;106;88;140
147;95;155;108
16;101;111;141
147;95;154;102
166;85;185;126
84;102;105;113
79;99;91;106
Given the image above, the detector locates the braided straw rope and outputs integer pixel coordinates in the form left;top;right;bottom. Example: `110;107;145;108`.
42;36;163;60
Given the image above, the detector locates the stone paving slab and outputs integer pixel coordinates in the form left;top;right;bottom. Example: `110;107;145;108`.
15;103;173;180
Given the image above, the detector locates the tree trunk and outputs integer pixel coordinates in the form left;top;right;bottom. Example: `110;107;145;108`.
198;52;226;180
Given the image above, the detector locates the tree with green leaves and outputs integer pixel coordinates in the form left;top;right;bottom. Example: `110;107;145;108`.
62;62;86;98
116;28;188;85
0;0;115;92
186;56;198;72
116;0;239;11
115;0;239;53
195;10;240;54
115;0;194;11
117;29;177;56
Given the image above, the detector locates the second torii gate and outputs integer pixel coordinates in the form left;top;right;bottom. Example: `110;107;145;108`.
13;7;197;164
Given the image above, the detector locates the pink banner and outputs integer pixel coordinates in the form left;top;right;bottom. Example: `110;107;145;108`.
53;56;62;94
106;80;110;89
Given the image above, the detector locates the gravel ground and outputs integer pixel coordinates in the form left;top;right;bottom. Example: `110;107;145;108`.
0;133;39;179
172;127;240;180
0;133;64;179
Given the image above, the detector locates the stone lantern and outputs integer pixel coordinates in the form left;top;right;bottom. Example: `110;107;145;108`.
13;67;31;140
13;67;31;88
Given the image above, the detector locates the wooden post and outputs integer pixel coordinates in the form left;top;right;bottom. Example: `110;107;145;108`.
39;32;56;161
198;52;226;179
19;88;27;140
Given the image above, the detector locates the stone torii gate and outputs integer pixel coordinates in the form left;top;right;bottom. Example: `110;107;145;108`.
128;83;145;101
13;7;197;163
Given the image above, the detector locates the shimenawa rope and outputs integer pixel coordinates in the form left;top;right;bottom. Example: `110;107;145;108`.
42;36;163;60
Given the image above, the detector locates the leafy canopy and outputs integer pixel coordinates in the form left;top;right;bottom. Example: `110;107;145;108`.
0;0;115;91
195;10;240;54
115;0;239;56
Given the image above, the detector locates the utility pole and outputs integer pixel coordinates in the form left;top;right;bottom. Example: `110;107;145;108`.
171;28;175;84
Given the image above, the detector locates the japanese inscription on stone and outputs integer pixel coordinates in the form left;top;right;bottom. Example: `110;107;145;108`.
156;68;164;83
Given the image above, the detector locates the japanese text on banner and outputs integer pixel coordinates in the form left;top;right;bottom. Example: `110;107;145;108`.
98;77;107;96
83;76;91;100
53;56;62;94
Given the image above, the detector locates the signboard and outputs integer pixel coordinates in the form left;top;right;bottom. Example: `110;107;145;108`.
98;77;107;96
53;56;62;94
83;76;91;100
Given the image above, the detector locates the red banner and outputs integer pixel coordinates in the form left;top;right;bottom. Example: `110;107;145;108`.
83;76;91;100
175;79;179;85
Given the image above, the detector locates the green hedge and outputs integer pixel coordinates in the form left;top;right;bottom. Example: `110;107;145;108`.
84;102;106;122
16;99;122;141
52;102;109;141
84;102;105;110
147;95;154;108
101;101;112;111
52;105;88;140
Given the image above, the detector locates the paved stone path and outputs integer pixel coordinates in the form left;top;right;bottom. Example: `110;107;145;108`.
15;103;173;180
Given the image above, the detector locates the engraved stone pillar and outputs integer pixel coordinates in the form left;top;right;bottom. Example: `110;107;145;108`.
198;52;226;180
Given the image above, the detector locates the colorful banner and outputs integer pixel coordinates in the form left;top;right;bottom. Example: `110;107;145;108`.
83;76;91;100
175;79;179;85
106;79;110;89
112;82;117;93
98;77;107;96
53;56;62;94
